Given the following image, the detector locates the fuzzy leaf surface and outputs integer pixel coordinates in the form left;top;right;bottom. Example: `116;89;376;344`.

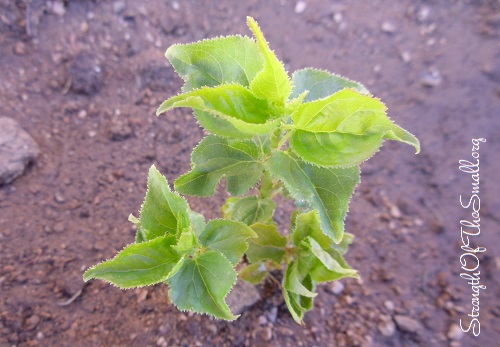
175;135;264;197
247;17;291;105
230;196;276;225
266;151;359;243
139;165;190;240
247;223;287;264
83;235;180;288
199;219;257;264
239;262;268;284
169;251;238;320
166;35;264;91
292;210;332;249
157;84;280;136
290;68;369;102
290;89;420;167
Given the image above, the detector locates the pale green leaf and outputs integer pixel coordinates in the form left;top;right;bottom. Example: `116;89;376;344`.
290;89;420;167
266;151;359;243
199;219;257;264
239;262;268;284
302;237;359;282
290;68;370;102
172;227;199;254
157;84;280;136
83;235;180;288
247;17;291;105
282;267;315;325
174;135;264;197
194;110;256;139
285;261;317;298
292;210;332;249
246;223;287;264
230;196;276;225
169;250;238;320
140;165;191;240
166;35;264;91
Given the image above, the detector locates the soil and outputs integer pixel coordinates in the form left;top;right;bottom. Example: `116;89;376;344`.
1;1;499;346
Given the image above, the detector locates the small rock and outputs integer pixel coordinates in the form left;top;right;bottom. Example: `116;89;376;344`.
390;205;402;219
333;12;343;24
205;323;217;335
417;6;431;22
295;1;307;14
447;324;464;341
51;1;66;16
400;51;411;63
325;281;344;295
137;289;148;303
384;300;395;311
255;327;273;342
381;21;396;33
108;117;133;141
226;280;261;315
420;69;442;87
69;52;103;95
171;1;180;11
26;315;40;330
266;306;278;323
258;315;268;326
36;331;44;340
394;315;424;334
378;316;396;337
0;117;40;185
113;1;126;14
14;42;26;55
156;336;167;347
55;191;65;203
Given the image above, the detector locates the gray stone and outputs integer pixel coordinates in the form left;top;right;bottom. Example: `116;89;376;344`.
226;279;260;315
447;324;464;341
378;316;396;337
394;315;424;334
0;117;39;185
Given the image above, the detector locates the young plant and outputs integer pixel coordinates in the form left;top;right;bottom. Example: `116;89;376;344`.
84;17;419;324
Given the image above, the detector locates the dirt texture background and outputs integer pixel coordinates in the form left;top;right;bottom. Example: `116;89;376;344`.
0;0;499;346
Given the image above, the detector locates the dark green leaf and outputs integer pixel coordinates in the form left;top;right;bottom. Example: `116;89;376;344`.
230;196;276;225
175;135;264;197
83;235;180;288
139;165;191;241
199;219;256;264
246;223;287;264
169;250;238;320
266;151;359;243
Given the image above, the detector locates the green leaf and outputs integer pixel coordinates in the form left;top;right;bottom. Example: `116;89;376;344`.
290;68;370;102
292;210;332;249
174;135;264;197
83;235;180;289
157;84;280;136
172;227;200;254
188;211;206;237
166;35;264;91
239;262;268;285
285;261;317;298
199;219;257;264
302;237;359;282
282;266;315;325
194;111;256;139
139;165;191;241
230;196;276;225
246;223;287;264
283;287;305;325
290;89;420;167
266;151;359;243
169;250;238;320
247;17;291;105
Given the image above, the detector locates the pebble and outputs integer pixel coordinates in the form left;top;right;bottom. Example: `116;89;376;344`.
390;205;402;219
417;6;431;22
113;1;126;14
400;51;412;64
326;281;344;295
447;324;464;341
26;315;41;330
255;327;273;342
394;315;424;334
136;289;148;303
14;42;26;55
258;315;268;326
205;323;217;335
156;336;167;347
384;300;395;311
266;306;278;323
378;316;396;337
295;1;307;14
51;1;66;16
226;280;260;314
381;21;396;33
420;69;442;87
0;117;40;185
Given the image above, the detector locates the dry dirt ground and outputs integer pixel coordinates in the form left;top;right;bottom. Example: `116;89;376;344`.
1;0;499;346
